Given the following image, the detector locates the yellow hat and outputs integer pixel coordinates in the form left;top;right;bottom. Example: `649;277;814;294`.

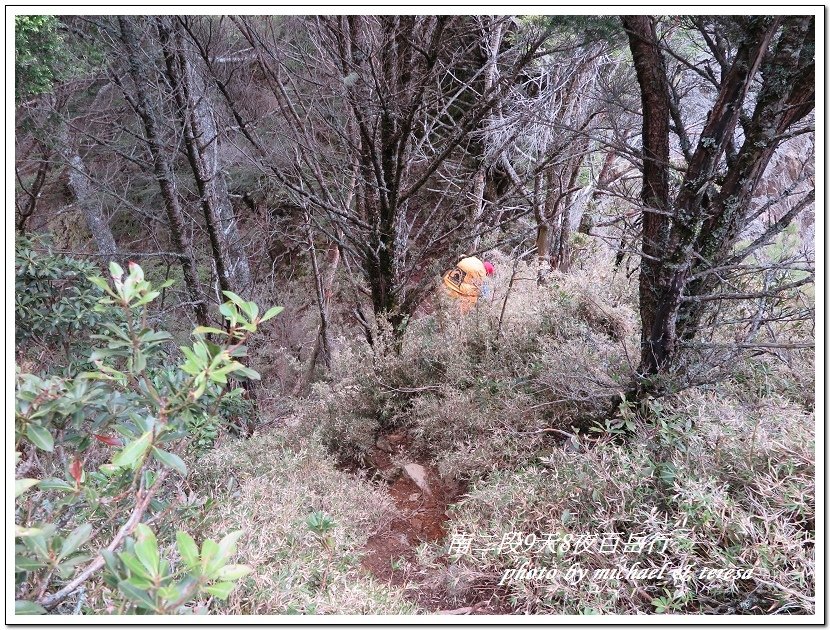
456;256;486;278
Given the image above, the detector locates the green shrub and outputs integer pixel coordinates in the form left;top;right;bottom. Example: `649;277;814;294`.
14;261;283;615
15;236;116;372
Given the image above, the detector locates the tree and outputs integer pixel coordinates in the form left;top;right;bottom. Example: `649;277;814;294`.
193;15;553;342
112;17;211;326
15;15;63;101
621;15;814;397
156;16;252;295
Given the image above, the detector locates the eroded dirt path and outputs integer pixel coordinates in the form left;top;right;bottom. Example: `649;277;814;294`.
336;428;516;613
349;430;472;610
357;431;463;578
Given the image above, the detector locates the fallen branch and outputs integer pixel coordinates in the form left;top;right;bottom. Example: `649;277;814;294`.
375;381;443;394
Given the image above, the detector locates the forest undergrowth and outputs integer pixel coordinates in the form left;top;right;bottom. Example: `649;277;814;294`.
13;13;816;619
192;250;815;615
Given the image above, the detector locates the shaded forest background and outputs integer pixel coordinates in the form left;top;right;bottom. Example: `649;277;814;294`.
14;15;815;616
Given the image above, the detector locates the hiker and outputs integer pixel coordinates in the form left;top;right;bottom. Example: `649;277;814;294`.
482;261;495;298
441;256;495;314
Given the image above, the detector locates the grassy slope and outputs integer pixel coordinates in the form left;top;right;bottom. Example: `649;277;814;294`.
193;432;417;614
190;251;815;615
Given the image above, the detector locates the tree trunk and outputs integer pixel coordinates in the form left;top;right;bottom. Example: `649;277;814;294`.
15;141;51;234
533;168;553;284
159;17;252;296
56;124;118;263
292;240;341;396
553;199;572;272
535;223;551;274
117;17;209;327
622;16;676;377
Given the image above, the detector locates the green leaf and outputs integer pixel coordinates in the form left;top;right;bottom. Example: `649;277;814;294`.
228;345;248;358
159;576;197;604
15;525;43;538
118;551;152;580
125;575;154;589
233;366;261;381
26;425;54;452
218;302;237;321
192;380;206;401
203;581;236;600
59;523;92;559
38;478;75;492
222;291;248;313
176;531;200;571
101;549;120;577
193;326;227;336
217;564;252;581
134;290;160;306
21;532;50;560
118;579;157;611
132;350;146;373
108;261;124;279
57;553;91;578
87;275;116;295
217;530;243;559
127;261;144;282
99;464;120;476
15;554;46;572
137;414;157;433
15;600;47;615
201;530;242;578
59;553;91;569
133;524;159;576
260;305;284;322
200;538;220;574
208;366;231;384
152;447;187;476
112;432;152;468
15;478;40;498
157;585;179;601
140;330;173;344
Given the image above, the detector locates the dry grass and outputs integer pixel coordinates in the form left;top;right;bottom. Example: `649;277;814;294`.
181;247;814;615
188;431;417;614
428;387;814;614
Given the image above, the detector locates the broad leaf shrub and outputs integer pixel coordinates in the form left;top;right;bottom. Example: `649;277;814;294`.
15;260;282;614
15;236;116;373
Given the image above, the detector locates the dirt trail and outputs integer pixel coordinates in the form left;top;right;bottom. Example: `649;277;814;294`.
349;430;471;610
335;428;514;613
357;431;462;577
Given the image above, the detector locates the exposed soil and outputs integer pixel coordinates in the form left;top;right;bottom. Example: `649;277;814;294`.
348;429;510;614
356;431;462;582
